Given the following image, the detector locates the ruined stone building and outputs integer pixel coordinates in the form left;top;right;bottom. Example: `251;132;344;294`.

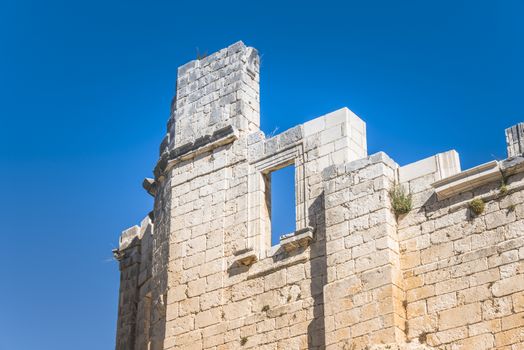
114;42;524;349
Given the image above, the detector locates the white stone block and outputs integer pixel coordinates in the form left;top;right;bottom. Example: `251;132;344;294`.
303;116;325;136
399;156;437;184
324;108;349;128
399;150;461;184
436;150;461;180
320;125;343;144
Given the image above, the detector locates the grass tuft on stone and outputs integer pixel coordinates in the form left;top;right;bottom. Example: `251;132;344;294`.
390;185;412;216
469;198;485;216
499;181;509;196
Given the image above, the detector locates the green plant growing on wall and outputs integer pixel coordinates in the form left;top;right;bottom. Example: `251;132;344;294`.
499;180;509;196
469;198;485;216
390;185;412;216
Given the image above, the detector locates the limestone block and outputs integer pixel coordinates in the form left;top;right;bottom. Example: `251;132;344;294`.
351;317;383;337
454;333;494;350
468;319;502;336
303;116;326;136
438;303;482;330
400;155;438;184
264;269;287;291
195;308;221;328
494;326;524;346
457;285;491;304
482;296;513;321
428;326;467;345
427;292;457;314
407;285;435;303
492;274;524;297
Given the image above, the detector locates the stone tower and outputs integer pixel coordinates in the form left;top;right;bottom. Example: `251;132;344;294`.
114;42;524;350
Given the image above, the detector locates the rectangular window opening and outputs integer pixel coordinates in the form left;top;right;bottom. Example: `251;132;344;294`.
265;165;296;246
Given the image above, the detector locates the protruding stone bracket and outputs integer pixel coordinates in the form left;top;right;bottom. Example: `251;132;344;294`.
142;178;157;197
112;248;125;261
279;227;314;252
432;160;502;200
233;248;258;266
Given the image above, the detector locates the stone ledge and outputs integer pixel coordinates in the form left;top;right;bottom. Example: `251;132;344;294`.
280;227;314;252
154;125;238;179
233;248;258;266
432;160;502;200
247;251;309;280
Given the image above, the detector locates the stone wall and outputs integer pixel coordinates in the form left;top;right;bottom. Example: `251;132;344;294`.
114;42;524;350
397;152;524;349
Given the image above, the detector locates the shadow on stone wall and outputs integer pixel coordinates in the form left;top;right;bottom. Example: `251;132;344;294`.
149;185;170;350
307;192;327;349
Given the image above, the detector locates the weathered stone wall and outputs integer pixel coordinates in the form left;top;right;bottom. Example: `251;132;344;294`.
397;154;524;349
321;153;404;349
114;42;524;350
115;216;154;350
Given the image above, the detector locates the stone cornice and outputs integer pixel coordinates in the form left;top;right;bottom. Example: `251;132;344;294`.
153;125;238;181
433;157;524;200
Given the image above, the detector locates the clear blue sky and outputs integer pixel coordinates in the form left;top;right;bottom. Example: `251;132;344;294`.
1;0;522;349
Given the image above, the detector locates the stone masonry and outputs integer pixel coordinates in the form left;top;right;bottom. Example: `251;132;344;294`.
114;42;524;350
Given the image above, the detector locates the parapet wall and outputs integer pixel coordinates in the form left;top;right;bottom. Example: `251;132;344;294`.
114;42;524;350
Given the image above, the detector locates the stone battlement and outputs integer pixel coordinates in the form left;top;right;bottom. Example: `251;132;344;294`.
114;42;524;350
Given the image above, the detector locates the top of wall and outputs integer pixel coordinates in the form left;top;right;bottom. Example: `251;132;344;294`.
160;41;260;154
147;41;524;213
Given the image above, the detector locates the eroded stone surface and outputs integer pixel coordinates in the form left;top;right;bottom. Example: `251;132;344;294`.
114;42;524;350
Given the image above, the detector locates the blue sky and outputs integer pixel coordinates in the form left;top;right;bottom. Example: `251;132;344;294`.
1;0;523;349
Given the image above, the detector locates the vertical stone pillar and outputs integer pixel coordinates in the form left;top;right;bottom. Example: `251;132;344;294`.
322;153;405;349
505;122;524;158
